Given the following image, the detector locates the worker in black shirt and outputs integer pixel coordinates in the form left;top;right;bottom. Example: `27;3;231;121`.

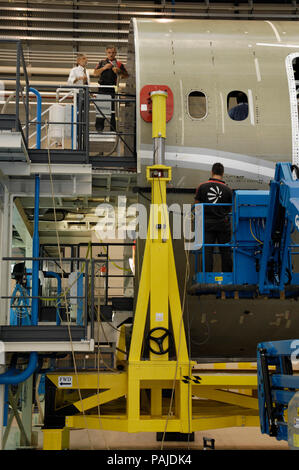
93;45;128;132
195;163;233;273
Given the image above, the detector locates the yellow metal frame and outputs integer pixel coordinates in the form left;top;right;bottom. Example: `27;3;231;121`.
43;367;259;447
43;427;70;451
42;90;260;450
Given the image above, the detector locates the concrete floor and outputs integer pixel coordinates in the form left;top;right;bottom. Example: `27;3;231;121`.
4;423;289;450
36;427;289;450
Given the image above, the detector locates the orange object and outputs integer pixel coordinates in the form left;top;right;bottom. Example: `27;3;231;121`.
140;85;174;123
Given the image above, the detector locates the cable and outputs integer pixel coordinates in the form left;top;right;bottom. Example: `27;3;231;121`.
46;121;95;450
45;245;93;325
96;239;132;273
103;135;120;157
46;129;125;449
41;246;68;275
1;92;16;114
250;219;263;244
185;215;193;449
185;250;192;450
94;265;111;450
154;175;192;450
136;189;151;203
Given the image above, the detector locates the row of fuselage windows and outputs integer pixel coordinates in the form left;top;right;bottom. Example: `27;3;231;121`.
188;90;248;121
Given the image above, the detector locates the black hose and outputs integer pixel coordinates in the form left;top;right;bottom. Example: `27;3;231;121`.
188;283;257;295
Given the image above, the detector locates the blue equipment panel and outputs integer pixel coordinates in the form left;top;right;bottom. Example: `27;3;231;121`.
192;190;270;297
233;190;269;286
257;339;299;441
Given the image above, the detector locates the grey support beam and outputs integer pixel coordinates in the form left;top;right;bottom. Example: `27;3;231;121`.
0;186;12;325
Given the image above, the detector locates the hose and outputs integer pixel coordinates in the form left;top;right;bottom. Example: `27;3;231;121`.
0;352;38;385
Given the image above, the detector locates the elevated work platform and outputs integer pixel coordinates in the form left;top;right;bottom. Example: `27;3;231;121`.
0;131;29;163
0;125;29;163
0;325;94;352
0;120;136;170
0;39;136;173
191;169;299;299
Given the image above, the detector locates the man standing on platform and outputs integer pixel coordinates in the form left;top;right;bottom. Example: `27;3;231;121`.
195;163;233;273
93;45;128;132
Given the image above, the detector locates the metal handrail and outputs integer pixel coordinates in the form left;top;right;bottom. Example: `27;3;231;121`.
194;202;235;283
2;256;93;339
0;40;137;163
3;248;135;338
0;39;30;142
41;241;136;306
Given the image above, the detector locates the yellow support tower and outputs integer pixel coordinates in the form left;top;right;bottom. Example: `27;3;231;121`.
127;90;195;433
43;89;261;448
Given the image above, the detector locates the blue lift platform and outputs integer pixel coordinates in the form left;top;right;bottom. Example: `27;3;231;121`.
190;162;299;299
191;162;299;445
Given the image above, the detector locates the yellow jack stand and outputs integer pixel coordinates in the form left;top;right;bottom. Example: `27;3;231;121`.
125;90;195;433
43;89;260;447
127;162;195;433
43;427;70;451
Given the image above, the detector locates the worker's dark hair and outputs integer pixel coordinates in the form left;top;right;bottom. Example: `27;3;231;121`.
212;162;224;176
236;92;247;104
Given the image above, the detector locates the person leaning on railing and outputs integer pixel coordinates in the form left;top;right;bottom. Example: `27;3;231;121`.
93;45;128;132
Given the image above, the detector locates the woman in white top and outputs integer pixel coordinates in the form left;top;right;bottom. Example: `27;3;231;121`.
67;54;90;149
67;53;90;86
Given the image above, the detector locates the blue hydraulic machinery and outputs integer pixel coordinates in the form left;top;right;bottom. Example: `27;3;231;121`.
10;265;32;326
191;162;299;299
0;174;41;384
9;174;40;326
257;339;299;445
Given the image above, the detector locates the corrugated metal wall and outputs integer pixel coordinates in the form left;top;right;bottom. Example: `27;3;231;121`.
1;0;299;78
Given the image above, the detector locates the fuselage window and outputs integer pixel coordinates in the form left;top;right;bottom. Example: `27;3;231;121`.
227;90;248;121
188;91;207;119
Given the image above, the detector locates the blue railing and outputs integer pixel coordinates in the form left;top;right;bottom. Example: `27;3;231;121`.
28;88;42;149
192;192;299;297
